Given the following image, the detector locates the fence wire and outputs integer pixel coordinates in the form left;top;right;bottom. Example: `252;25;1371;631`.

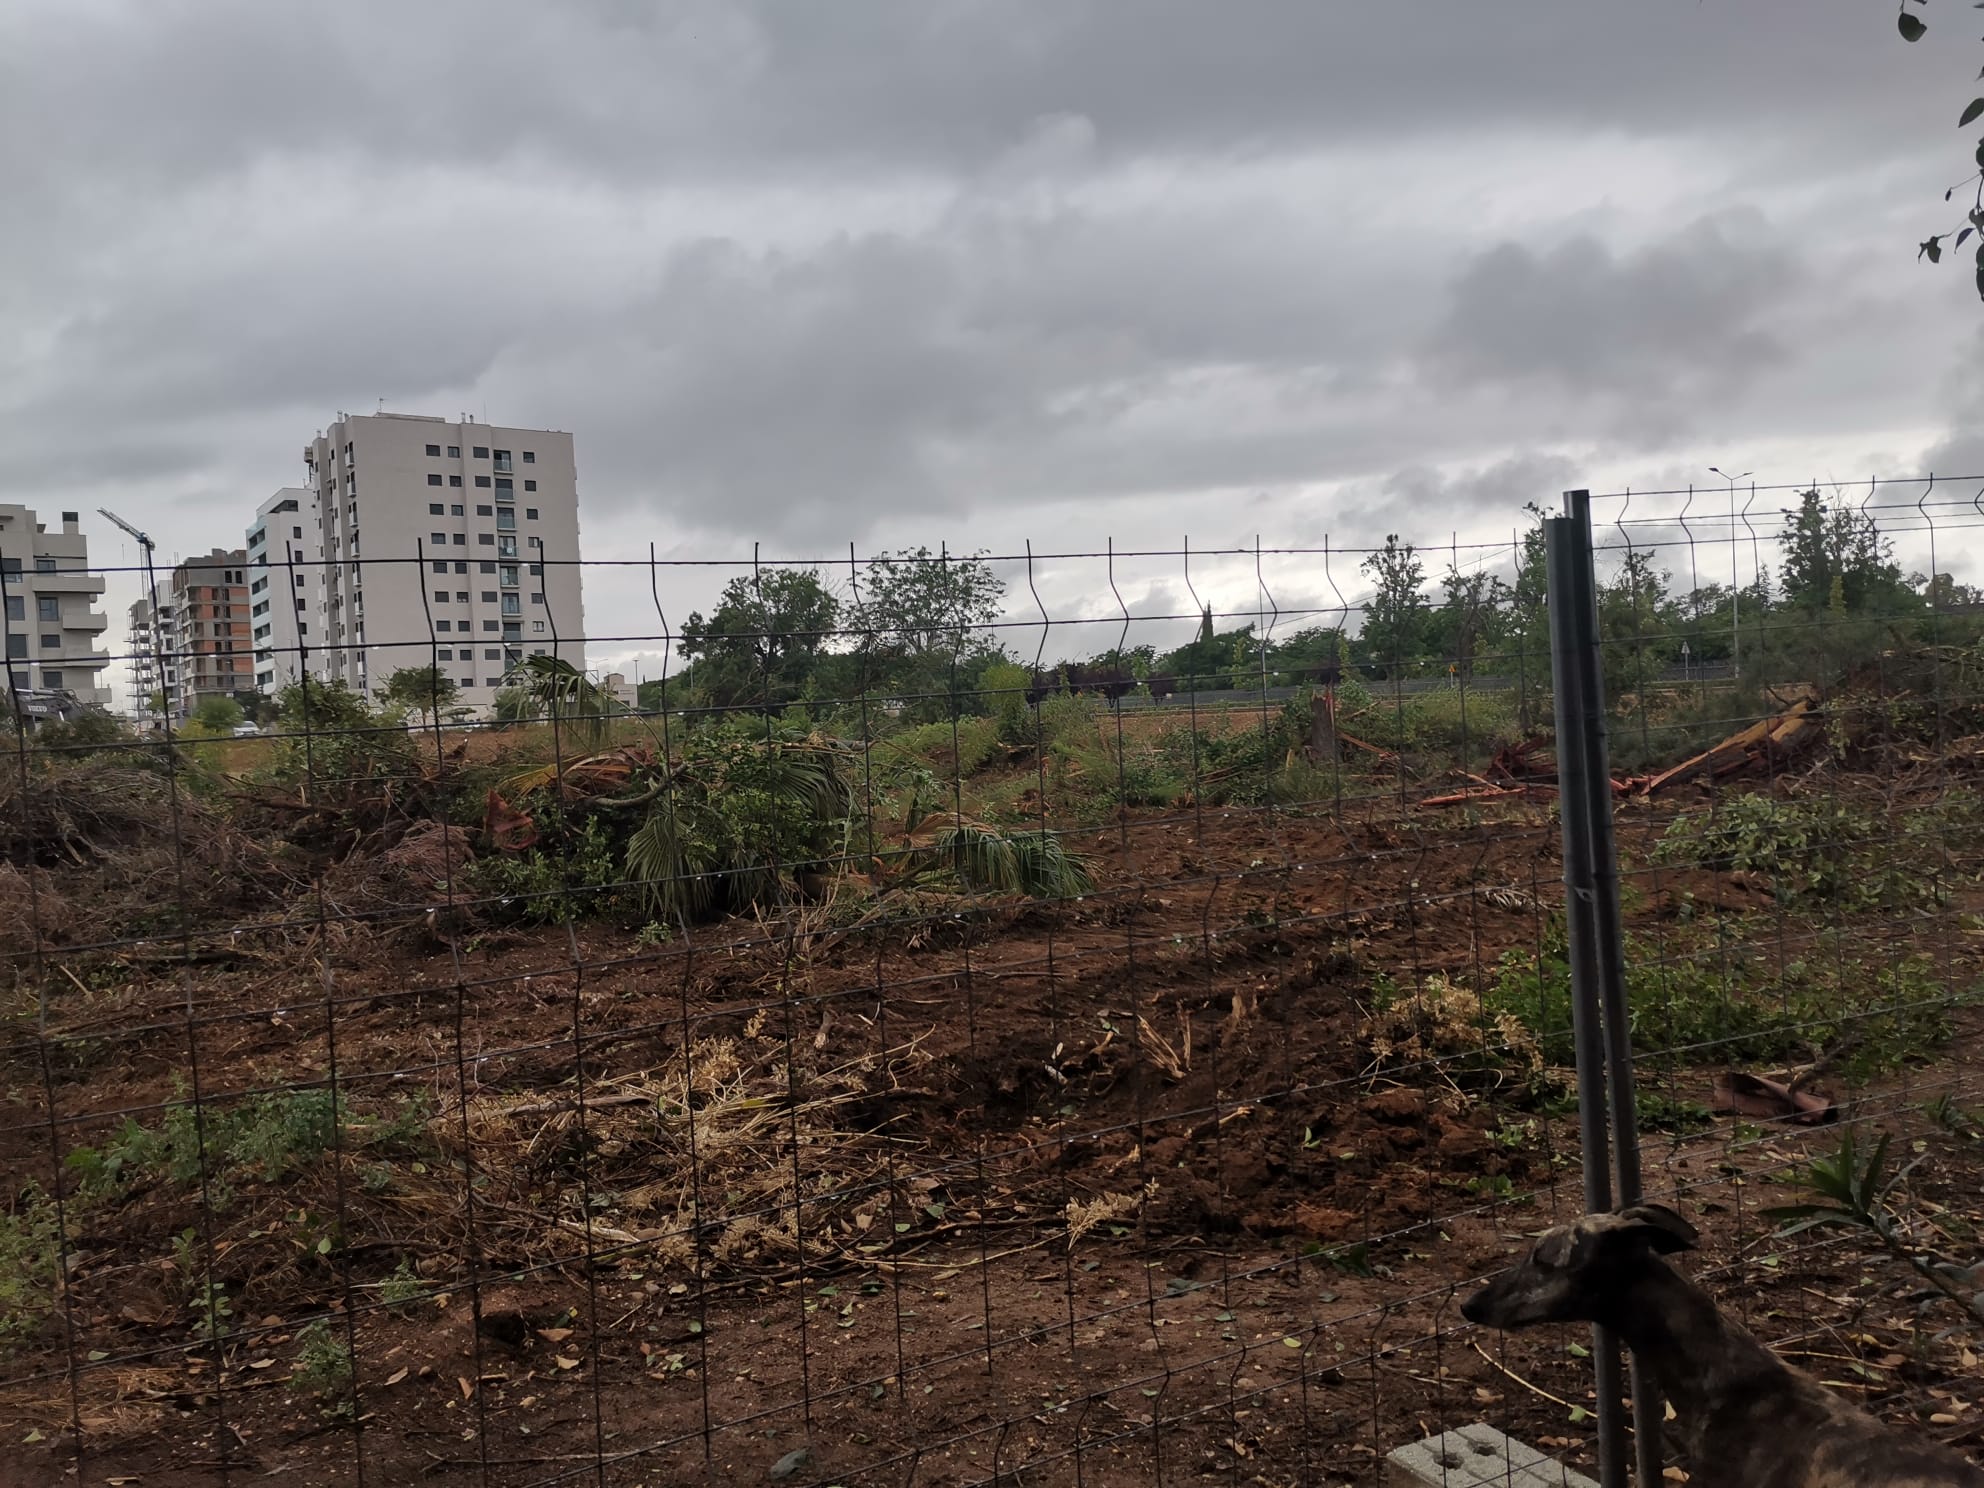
4;475;1984;1485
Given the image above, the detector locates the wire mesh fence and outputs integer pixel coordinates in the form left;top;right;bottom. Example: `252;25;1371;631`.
5;475;1984;1485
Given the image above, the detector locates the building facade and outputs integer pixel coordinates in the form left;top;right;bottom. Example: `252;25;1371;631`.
246;487;322;695
126;596;176;719
165;549;251;718
0;506;112;708
303;413;585;709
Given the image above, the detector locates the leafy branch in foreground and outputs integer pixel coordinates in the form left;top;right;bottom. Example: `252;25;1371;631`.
1899;0;1984;300
1764;1127;1984;1325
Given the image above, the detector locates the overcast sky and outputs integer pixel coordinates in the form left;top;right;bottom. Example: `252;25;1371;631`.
4;1;1982;694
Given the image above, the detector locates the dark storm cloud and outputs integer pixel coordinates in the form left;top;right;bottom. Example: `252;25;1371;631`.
1425;215;1794;404
2;0;1981;675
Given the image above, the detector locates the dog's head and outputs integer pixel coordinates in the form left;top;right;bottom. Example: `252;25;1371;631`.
1460;1205;1699;1330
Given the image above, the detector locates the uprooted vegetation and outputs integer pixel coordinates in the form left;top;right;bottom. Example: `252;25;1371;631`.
6;635;1984;1482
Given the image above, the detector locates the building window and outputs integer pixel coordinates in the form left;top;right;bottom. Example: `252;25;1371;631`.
475;475;491;488
472;504;490;517
426;443;441;457
500;565;518;587
452;533;466;545
41;634;60;648
456;591;470;603
35;557;56;573
524;480;537;492
532;620;546;633
436;620;451;632
3;597;19;621
481;590;497;604
432;560;448;574
449;504;464;516
481;620;499;633
461;676;474;688
483;648;501;661
528;563;543;576
523;451;535;463
530;592;545;605
431;533;447;545
437;648;453;661
0;559;18;576
503;594;523;616
429;503;443;515
427;474;443;486
454;561;467;575
526;508;539;521
478;533;495;546
497;510;517;532
37;597;58;621
42;670;62;689
498;537;518;558
434;591;449;604
472;446;489;459
447;444;461;458
4;636;22;659
494;480;513;500
450;475;462;487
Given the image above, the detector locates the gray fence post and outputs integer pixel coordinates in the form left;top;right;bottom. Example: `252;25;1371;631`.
1545;492;1658;1488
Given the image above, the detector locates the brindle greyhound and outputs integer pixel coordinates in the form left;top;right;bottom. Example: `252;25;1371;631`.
1461;1205;1984;1487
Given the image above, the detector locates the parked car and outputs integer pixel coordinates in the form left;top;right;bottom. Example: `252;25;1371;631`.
231;722;261;738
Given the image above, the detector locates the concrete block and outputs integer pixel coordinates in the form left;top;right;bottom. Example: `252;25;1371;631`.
1385;1423;1601;1488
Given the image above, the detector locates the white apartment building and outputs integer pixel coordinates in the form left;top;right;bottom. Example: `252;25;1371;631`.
127;595;176;719
246;487;323;695
0;506;112;709
303;413;585;708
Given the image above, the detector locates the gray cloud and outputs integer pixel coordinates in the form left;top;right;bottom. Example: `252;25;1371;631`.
1425;214;1793;407
4;0;1982;706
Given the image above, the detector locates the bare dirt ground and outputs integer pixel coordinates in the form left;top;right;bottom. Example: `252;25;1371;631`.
3;783;1983;1487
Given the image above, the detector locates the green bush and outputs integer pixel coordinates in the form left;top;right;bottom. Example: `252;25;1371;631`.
1484;923;1958;1076
1652;792;1962;911
0;1192;58;1352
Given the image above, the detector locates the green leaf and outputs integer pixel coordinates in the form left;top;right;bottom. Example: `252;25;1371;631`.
1922;235;1945;264
1962;99;1984;128
1897;10;1927;40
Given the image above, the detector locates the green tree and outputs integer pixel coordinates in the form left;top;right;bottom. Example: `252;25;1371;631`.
850;548;1007;719
1358;535;1429;677
381;665;461;725
1776;489;1914;615
681;568;841;710
1426;562;1510;680
191;695;244;732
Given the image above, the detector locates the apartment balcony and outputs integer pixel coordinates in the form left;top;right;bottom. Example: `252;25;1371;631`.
30;569;108;594
493;455;514;473
62;613;111;633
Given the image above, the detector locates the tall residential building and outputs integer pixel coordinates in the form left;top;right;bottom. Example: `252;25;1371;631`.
165;549;251;718
0;506;112;708
246;487;322;695
303;412;585;709
127;596;176;718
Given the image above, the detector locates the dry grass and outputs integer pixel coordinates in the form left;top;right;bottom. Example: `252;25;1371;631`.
437;1018;935;1276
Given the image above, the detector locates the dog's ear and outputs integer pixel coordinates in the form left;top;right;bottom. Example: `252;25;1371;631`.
1612;1203;1698;1255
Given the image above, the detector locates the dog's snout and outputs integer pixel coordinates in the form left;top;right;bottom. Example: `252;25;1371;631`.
1459;1288;1491;1325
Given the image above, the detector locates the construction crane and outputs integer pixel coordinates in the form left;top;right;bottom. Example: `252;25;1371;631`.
97;507;155;557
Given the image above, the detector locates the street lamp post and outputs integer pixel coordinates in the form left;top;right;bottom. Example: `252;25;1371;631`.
1709;468;1751;679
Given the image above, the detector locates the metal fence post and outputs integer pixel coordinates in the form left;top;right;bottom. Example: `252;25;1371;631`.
1544;510;1629;1488
1561;490;1663;1485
